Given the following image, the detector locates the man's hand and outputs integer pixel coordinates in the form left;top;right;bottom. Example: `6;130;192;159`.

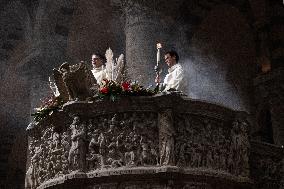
155;75;160;84
154;65;160;73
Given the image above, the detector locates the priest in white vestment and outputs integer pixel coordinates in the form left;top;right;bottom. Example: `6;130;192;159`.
155;50;188;94
91;53;110;85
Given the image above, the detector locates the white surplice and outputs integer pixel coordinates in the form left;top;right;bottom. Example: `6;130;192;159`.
91;66;109;85
162;63;188;94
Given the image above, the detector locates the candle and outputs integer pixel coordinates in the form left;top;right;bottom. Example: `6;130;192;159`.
156;43;162;66
157;49;160;65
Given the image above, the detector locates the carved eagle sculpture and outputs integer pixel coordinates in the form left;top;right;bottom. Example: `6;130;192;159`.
52;62;97;101
105;48;125;83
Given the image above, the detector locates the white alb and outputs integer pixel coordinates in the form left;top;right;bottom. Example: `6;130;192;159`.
162;63;188;94
91;65;109;85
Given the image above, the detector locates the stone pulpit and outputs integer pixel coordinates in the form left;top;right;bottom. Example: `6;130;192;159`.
25;94;255;189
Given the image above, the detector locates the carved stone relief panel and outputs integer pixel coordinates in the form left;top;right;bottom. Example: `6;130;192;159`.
174;114;250;177
27;112;159;188
85;112;159;171
27;124;72;189
26;101;252;189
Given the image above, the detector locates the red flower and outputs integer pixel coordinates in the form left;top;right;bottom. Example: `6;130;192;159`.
100;87;109;94
121;82;131;91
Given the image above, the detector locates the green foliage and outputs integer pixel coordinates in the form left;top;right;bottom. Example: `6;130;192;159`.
32;80;158;121
31;96;65;122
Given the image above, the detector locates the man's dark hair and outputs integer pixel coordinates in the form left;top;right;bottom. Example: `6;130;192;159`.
92;52;106;63
165;50;179;63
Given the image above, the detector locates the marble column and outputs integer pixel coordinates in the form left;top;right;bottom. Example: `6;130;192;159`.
124;2;162;86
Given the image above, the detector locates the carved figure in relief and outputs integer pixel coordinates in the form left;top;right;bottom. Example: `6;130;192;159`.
50;126;60;153
159;109;175;165
139;135;151;165
231;119;250;176
116;132;126;155
227;149;234;173
88;129;105;170
177;143;186;166
149;142;159;166
124;142;135;166
58;131;70;174
26;143;44;187
68;116;87;171
191;145;200;168
219;148;227;170
106;115;118;145
107;142;123;168
206;148;214;169
239;120;250;176
25;157;37;189
54;154;63;177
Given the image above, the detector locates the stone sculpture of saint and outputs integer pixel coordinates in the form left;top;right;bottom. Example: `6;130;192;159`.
159;109;175;165
68;116;86;172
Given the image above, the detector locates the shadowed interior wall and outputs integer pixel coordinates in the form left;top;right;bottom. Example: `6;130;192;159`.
185;5;256;112
66;0;125;64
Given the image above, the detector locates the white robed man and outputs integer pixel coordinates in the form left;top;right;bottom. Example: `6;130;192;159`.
91;52;110;85
155;50;188;94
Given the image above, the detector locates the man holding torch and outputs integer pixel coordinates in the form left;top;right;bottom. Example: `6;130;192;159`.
155;45;187;94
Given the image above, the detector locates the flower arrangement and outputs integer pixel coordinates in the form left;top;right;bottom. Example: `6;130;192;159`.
98;79;157;101
32;79;157;121
31;96;65;122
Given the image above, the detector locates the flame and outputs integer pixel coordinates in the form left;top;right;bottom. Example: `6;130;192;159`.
157;43;162;49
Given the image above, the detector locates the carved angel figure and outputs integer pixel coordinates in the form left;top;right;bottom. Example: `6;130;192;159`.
105;48;125;83
53;62;97;101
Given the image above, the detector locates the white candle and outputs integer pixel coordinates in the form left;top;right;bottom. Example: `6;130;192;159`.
157;49;160;65
156;43;162;66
